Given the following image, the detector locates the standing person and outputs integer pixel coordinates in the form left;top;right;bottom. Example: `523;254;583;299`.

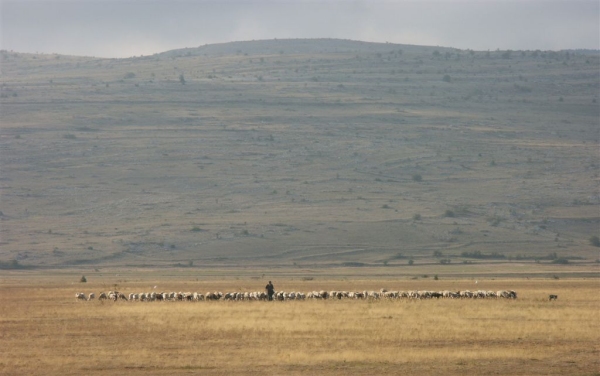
265;281;275;301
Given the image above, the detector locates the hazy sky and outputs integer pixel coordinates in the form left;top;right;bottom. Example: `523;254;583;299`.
1;0;598;58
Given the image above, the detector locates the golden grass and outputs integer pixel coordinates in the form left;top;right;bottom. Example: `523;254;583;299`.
1;278;598;375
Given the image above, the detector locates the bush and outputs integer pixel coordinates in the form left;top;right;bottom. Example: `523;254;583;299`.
444;210;455;218
442;74;452;83
80;275;87;283
590;236;600;247
408;259;414;265
412;174;422;182
551;258;569;264
460;251;505;259
0;259;22;269
413;213;421;221
179;74;186;85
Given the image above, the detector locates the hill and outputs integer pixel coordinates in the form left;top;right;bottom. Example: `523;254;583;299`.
0;39;598;270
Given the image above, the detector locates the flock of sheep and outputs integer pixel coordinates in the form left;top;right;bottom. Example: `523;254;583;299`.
75;288;518;302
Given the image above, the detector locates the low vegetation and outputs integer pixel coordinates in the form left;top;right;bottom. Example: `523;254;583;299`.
0;277;597;375
0;38;597;270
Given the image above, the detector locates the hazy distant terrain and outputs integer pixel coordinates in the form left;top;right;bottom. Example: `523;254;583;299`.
1;39;598;270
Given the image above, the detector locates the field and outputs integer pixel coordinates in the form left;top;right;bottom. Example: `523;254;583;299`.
0;274;598;375
0;39;599;375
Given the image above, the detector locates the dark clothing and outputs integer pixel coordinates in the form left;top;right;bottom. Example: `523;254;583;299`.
266;282;275;301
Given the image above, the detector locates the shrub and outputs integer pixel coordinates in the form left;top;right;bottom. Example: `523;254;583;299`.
442;74;452;83
408;259;414;265
412;174;422;182
80;275;87;283
179;74;186;85
590;236;600;247
444;210;455;218
413;213;421;220
123;72;136;79
551;258;569;264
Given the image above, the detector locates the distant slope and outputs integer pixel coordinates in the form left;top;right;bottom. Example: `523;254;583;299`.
0;39;598;269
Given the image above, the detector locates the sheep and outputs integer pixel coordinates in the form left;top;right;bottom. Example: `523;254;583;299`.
88;293;95;301
549;294;558;301
75;292;86;301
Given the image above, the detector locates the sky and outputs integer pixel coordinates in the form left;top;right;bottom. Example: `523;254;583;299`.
1;0;598;58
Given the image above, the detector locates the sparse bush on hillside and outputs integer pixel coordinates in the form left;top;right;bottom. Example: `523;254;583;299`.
590;236;600;247
80;275;87;283
461;251;505;259
179;74;186;85
0;259;23;269
442;74;452;83
124;72;136;79
412;174;422;182
488;215;503;226
444;209;455;218
413;213;421;221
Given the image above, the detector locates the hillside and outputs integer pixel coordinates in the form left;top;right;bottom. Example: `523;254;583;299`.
0;39;598;270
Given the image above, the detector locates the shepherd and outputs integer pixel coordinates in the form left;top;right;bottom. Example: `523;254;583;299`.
265;281;275;301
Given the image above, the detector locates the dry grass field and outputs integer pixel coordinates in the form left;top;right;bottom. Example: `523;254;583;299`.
0;275;598;375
